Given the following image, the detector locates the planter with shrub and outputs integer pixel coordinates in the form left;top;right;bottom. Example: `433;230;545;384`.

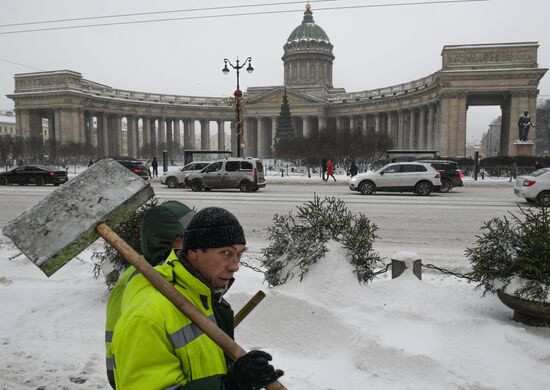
466;206;550;326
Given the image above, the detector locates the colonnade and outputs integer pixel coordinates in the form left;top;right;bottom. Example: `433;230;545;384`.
16;108;231;161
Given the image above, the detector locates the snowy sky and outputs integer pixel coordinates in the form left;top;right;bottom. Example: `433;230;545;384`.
1;0;550;143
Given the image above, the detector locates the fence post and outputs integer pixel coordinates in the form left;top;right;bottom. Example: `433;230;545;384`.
391;252;422;280
474;151;479;181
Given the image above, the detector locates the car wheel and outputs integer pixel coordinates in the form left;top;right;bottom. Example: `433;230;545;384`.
415;181;432;196
359;181;375;195
239;180;252;192
166;177;178;189
536;191;550;207
190;179;203;192
0;177;7;185
34;176;45;186
440;179;451;193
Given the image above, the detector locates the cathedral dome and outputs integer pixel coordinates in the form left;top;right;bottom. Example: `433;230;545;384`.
286;3;330;44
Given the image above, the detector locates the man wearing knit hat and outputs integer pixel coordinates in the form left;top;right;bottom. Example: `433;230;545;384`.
112;207;284;390
105;200;194;389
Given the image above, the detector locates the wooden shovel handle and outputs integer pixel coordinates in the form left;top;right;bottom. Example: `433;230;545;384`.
234;290;266;327
96;223;287;390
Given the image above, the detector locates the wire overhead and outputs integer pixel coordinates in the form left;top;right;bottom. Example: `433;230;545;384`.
0;0;489;36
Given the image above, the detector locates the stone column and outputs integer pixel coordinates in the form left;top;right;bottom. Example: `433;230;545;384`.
418;107;426;150
84;112;93;148
397;110;405;149
102;114;109;157
242;117;250;156
174;119;181;149
107;115;121;157
16;109;30;138
127;115;137;158
318;115;327;132
142;117;151;149
166;119;173;158
409;109;416;149
257;117;266;158
438;95;453;156
349;116;356;132
270;116;278;157
200;120;210;150
230;121;237;155
303;116;310;138
78;109;85;146
47;111;57;161
189;120;196;150
362;115;368;135
158;119;166;149
183;119;192;150
217;120;225;150
387;113;394;142
456;94;467;157
427;105;435;150
374;114;381;134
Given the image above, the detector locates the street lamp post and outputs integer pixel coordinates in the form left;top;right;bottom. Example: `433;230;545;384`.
222;57;254;157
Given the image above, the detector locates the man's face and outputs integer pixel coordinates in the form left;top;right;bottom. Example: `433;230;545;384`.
187;244;246;289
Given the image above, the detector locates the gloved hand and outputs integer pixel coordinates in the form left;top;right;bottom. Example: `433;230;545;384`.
225;350;284;390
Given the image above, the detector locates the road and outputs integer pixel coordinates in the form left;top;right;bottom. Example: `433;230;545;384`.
0;180;521;271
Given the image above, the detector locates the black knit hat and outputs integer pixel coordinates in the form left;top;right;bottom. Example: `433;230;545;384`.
184;207;246;250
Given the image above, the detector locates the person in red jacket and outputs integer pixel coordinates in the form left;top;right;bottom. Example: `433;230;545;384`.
326;159;336;181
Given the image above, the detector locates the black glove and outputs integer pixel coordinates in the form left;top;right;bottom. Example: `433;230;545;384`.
225;350;284;390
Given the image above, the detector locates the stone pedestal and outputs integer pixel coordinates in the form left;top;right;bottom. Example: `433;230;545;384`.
514;140;534;157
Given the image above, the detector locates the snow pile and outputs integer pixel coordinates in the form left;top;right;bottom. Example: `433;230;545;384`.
1;236;550;389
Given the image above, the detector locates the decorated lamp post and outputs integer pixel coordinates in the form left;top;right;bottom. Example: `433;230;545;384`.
222;57;253;157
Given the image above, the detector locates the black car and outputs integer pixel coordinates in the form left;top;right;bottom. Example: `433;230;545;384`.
418;160;464;193
0;165;68;186
115;159;149;180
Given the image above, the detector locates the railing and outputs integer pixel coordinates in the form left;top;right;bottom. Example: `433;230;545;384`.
328;73;437;103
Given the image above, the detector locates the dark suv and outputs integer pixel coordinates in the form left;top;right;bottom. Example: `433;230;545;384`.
115;159;149;180
418;160;463;193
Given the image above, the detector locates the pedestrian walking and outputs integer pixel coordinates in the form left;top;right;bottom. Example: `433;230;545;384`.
349;161;358;178
151;157;158;177
326;159;336;181
321;158;328;181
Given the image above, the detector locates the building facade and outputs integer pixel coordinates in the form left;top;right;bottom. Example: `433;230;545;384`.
7;4;548;161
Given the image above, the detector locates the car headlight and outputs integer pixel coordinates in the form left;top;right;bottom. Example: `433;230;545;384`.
350;177;358;182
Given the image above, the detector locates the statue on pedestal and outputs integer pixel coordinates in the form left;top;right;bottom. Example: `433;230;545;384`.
518;111;535;141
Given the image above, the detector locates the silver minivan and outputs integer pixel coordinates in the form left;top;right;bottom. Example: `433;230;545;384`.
185;158;266;192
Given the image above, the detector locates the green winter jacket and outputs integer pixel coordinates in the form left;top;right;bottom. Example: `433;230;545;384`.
105;250;179;389
111;258;235;390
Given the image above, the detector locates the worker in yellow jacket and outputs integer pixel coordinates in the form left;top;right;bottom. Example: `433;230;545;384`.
112;207;284;389
105;201;195;388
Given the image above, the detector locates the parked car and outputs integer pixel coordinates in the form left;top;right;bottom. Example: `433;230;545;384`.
0;165;68;186
115;159;149;180
185;158;266;192
160;161;211;188
514;168;550;206
349;162;441;196
418;160;464;193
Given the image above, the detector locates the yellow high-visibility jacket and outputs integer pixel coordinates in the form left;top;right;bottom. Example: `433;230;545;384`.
104;250;179;389
111;258;234;390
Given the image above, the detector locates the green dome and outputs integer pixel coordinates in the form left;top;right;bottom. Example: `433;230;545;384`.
286;6;330;43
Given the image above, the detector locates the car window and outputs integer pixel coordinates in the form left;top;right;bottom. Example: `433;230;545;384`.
416;165;427;172
400;165;419;173
382;165;400;174
531;169;549;177
256;161;264;172
226;161;240;172
240;161;253;170
14;167;25;172
203;162;222;173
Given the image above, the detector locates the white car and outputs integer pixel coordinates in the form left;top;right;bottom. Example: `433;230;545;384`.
514;168;550;206
160;161;211;188
349;162;441;196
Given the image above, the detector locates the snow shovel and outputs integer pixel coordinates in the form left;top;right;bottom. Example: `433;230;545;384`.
2;157;287;390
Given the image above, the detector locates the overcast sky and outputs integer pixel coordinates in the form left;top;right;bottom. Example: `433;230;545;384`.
1;0;549;143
